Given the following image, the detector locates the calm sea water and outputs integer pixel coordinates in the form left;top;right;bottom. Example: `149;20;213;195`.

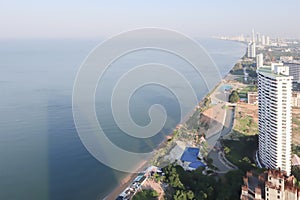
0;38;245;200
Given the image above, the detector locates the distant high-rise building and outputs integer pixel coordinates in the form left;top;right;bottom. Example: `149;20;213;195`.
257;63;293;175
257;33;261;45
266;36;270;46
247;42;256;58
256;53;263;68
261;35;266;46
252;29;255;43
240;34;245;42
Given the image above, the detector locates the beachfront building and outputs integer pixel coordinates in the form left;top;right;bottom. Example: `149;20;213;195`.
248;42;256;58
116;166;162;200
257;63;293;175
240;169;300;200
180;147;206;171
256;53;264;68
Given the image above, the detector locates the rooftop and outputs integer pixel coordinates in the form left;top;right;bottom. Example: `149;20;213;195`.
257;66;291;78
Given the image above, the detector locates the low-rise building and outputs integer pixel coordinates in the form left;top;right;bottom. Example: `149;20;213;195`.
241;169;300;200
247;92;258;105
292;92;300;107
280;56;294;63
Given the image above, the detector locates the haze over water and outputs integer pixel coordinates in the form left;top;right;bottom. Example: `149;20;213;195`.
0;38;245;199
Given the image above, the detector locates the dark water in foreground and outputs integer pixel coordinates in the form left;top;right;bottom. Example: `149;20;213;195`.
0;38;245;199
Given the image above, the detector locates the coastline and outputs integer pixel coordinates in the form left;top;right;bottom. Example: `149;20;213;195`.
104;160;149;200
105;73;234;200
105;38;247;200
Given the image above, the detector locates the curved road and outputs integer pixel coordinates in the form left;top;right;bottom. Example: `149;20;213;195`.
206;82;237;173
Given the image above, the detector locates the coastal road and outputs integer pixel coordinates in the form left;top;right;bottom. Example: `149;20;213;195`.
206;81;237;173
207;107;235;173
206;81;233;147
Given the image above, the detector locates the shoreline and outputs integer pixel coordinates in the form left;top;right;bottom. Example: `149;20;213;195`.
105;38;247;199
105;72;234;200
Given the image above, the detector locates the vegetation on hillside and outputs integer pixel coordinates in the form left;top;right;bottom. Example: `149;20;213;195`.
230;63;244;75
233;115;257;135
161;163;252;200
222;135;258;172
133;189;159;200
292;108;300;145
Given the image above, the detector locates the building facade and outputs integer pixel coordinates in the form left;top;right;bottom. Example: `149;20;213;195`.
266;36;270;46
248;42;256;58
262;35;266;46
257;64;293;175
292;92;300;107
285;62;300;83
241;169;300;200
257;53;264;68
248;92;258;105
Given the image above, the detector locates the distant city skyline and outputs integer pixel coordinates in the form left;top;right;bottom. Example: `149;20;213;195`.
1;0;300;39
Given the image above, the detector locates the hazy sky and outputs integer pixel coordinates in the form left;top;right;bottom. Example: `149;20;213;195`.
1;0;299;39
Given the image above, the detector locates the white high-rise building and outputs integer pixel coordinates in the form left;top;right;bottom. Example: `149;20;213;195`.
247;42;256;58
261;35;266;46
252;29;255;43
257;33;261;45
266;36;270;46
257;63;293;175
256;53;263;68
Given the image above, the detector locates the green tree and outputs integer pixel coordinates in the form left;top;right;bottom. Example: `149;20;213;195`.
204;97;211;107
186;190;195;200
229;90;240;103
133;189;158;200
151;190;159;197
242;157;251;164
164;164;184;189
292;166;300;185
153;173;161;182
173;190;187;200
224;146;231;154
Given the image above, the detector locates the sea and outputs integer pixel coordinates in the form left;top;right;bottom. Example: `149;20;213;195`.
0;38;245;200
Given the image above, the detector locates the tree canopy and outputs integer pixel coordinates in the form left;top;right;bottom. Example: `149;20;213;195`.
229;90;240;103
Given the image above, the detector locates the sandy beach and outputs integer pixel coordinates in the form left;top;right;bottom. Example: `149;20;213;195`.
104;160;148;200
